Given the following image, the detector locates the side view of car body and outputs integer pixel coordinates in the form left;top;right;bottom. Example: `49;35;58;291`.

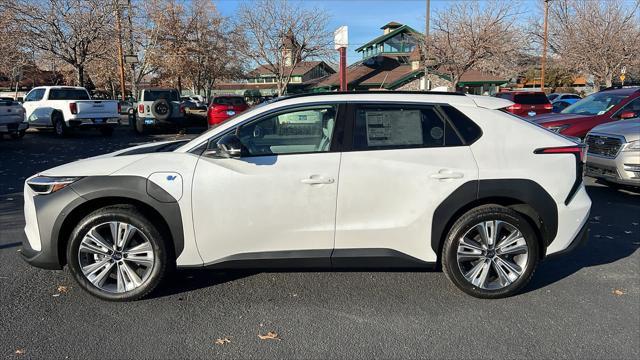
207;95;249;127
535;87;640;138
494;91;552;117
133;88;185;134
585;118;640;187
0;97;28;139
21;92;591;301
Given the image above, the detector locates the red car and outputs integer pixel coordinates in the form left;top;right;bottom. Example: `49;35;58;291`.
207;95;249;126
534;87;640;138
494;91;552;117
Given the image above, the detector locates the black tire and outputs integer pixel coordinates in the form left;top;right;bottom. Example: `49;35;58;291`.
52;112;69;137
151;99;172;121
442;204;540;299
99;126;114;137
66;205;169;301
133;115;147;135
10;130;26;139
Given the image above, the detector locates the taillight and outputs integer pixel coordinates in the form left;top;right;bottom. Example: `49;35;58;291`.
507;103;522;111
180;104;185;113
138;104;144;113
69;102;78;114
117;103;121;113
534;145;586;162
544;103;552;110
534;144;587;205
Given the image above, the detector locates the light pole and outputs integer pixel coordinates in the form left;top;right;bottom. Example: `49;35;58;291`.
114;0;127;100
541;0;550;93
424;0;430;91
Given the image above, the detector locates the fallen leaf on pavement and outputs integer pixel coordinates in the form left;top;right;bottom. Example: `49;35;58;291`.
612;288;626;296
214;337;231;346
57;285;69;293
15;348;25;355
258;331;281;341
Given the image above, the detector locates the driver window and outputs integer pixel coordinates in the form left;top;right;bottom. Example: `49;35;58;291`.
237;105;337;156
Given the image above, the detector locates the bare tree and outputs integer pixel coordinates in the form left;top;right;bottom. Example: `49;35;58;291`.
545;0;640;89
9;0;114;87
422;0;524;89
0;2;32;93
235;0;333;96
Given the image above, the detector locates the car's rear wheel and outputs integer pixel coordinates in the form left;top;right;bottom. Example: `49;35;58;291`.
442;205;539;299
133;116;147;135
52;113;68;137
67;205;169;301
10;130;26;139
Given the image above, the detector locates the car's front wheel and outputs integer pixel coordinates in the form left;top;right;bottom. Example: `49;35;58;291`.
67;205;169;301
442;205;539;299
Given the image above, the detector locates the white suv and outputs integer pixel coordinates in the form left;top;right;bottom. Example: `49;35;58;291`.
20;92;592;301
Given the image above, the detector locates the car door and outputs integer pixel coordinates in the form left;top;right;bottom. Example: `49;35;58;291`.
191;103;343;266
333;103;479;263
22;88;47;125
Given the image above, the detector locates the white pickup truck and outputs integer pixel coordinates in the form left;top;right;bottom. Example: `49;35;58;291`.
22;86;120;136
0;97;28;139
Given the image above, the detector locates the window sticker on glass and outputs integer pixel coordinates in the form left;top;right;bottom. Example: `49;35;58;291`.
365;110;423;146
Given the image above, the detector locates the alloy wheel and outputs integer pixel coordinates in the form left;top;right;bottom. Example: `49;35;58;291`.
78;221;155;293
456;220;529;290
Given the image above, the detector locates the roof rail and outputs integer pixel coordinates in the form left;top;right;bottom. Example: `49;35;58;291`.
599;85;640;92
272;90;466;102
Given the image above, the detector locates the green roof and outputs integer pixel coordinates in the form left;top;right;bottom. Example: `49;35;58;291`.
355;25;421;52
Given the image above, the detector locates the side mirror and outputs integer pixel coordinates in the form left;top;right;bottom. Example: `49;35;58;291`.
203;134;245;158
619;110;637;120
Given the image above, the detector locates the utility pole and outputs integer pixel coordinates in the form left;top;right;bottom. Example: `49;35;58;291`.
541;0;550;93
424;0;430;91
114;0;127;100
127;0;136;100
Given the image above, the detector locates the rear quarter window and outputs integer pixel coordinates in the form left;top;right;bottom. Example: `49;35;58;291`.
440;106;482;144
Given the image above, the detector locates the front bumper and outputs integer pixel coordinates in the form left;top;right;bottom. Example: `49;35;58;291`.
0;122;28;134
20;183;86;270
586;151;640;187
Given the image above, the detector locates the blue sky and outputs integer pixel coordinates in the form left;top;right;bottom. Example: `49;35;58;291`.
214;0;481;63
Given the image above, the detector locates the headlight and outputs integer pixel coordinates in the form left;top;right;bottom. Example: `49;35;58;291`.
623;140;640;152
26;176;80;195
547;124;570;133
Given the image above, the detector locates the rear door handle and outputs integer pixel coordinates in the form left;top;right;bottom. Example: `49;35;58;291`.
301;175;335;185
430;170;464;180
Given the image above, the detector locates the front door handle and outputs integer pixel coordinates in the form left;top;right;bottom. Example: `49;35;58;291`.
430;170;464;180
301;175;335;185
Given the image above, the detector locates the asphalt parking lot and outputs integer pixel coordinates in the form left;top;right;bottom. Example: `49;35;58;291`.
0;125;638;359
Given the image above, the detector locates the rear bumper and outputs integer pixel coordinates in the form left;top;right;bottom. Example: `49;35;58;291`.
68;118;120;128
0;122;28;133
547;219;589;258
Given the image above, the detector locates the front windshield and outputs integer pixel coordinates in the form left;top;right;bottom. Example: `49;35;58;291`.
561;92;627;116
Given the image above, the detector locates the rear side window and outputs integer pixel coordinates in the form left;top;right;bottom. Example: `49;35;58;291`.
144;90;179;102
514;93;549;104
48;89;90;100
440;106;482;144
563;94;581;100
352;105;463;150
214;97;246;106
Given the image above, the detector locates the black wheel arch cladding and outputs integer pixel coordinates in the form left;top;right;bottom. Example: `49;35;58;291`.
67;176;184;260
431;179;558;256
